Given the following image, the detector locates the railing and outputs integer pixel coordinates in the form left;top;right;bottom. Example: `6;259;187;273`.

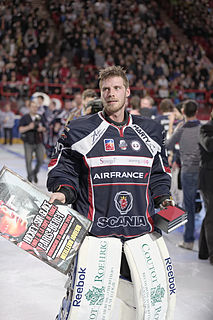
0;82;84;101
0;81;212;120
1;81;212;104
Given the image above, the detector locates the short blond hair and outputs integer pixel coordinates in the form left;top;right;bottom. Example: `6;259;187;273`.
99;65;129;89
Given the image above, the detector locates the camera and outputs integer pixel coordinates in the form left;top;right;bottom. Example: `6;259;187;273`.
86;99;103;114
34;114;41;129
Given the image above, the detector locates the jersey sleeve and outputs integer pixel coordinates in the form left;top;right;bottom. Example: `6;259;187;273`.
46;127;82;200
149;128;172;206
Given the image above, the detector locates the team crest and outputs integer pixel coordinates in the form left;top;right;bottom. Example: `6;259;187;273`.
114;191;133;215
150;284;165;306
85;286;105;306
131;140;141;151
104;139;115;151
118;139;128;150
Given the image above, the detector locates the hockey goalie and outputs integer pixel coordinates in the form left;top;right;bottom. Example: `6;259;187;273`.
47;65;176;319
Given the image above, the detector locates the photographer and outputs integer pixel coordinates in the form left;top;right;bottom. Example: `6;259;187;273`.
82;89;101;115
65;89;101;125
85;97;103;114
19;100;46;183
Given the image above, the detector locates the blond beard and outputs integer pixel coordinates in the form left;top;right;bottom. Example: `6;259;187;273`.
103;98;126;115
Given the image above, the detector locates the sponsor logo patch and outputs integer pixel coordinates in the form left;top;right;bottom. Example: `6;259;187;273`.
104;139;115;151
118;139;128;150
131;140;141;151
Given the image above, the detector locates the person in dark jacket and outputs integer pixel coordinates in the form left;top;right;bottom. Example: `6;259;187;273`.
19;100;46;183
198;109;213;265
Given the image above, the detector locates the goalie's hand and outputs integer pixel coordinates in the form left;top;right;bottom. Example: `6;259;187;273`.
49;192;66;204
159;198;175;210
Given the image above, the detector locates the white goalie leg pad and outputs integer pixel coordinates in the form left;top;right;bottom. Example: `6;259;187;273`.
123;239;144;319
124;233;173;320
68;235;122;320
111;297;136;320
111;278;136;320
152;233;176;320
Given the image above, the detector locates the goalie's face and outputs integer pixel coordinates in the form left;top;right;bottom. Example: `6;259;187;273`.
0;203;27;237
100;76;130;115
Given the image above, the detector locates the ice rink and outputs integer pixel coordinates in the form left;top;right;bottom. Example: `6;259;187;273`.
0;143;213;320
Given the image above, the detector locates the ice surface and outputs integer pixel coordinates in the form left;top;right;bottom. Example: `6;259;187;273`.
0;144;213;320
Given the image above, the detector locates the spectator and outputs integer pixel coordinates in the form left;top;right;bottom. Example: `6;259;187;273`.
166;100;201;250
168;102;185;139
35;95;48;115
2;102;15;145
140;95;157;118
129;95;141;115
155;98;175;139
198;108;213;265
57;100;73;127
43;99;63;158
19;98;30;116
23;27;38;50
81;88;98;115
59;56;70;83
0;107;4;138
94;47;105;68
19;100;46;183
167;102;185;207
67;92;83;121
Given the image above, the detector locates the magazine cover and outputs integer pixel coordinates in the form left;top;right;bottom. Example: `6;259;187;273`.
0;166;92;274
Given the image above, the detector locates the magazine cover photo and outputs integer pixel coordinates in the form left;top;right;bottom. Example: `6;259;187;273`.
0;166;91;274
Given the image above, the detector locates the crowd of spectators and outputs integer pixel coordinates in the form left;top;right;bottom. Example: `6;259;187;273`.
161;0;213;61
0;0;55;98
47;0;213;95
0;0;213;113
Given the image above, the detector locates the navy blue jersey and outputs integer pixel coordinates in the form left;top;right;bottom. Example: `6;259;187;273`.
47;112;171;239
155;114;170;139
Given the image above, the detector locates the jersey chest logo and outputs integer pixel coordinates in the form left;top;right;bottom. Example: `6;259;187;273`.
114;191;133;215
104;139;115;151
